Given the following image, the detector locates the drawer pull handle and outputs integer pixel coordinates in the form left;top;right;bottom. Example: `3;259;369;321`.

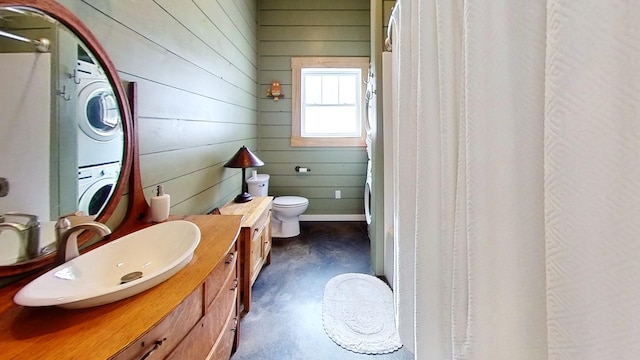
225;252;235;264
231;278;238;291
231;317;238;332
140;338;166;360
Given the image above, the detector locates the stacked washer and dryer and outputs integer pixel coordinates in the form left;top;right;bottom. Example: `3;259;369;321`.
365;3;399;284
75;48;123;216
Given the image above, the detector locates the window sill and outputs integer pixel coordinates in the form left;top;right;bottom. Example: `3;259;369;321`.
290;136;365;147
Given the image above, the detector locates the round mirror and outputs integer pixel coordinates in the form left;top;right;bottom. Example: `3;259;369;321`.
0;0;132;276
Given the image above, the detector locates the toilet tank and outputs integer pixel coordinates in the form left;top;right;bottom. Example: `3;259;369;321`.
247;174;269;197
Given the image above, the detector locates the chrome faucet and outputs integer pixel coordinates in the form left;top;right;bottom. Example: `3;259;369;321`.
53;213;111;266
0;212;40;260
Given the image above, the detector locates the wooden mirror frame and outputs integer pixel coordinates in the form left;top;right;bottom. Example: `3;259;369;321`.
0;0;133;277
115;81;151;237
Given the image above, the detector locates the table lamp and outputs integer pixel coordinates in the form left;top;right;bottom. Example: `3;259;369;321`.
224;146;264;203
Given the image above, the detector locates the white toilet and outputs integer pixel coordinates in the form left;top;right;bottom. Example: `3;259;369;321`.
247;174;309;238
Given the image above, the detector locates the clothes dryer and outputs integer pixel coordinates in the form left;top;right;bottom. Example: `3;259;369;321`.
75;59;123;168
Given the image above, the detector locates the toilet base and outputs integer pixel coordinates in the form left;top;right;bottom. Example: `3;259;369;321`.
271;217;301;238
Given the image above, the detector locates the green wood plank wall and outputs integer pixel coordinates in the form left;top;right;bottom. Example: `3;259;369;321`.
58;0;259;215
258;0;370;215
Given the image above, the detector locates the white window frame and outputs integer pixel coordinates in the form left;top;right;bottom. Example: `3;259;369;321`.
291;57;369;147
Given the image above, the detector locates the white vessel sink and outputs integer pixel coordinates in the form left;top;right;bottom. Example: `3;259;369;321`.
14;220;200;309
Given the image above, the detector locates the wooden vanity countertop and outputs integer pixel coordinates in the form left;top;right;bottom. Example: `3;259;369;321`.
0;214;242;360
219;196;273;228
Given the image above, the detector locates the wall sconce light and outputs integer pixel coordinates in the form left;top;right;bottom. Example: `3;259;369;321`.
224;146;264;203
267;80;284;101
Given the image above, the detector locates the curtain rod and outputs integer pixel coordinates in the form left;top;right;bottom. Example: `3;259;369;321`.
0;29;49;52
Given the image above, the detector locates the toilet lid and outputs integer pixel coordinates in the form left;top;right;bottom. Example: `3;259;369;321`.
273;196;308;208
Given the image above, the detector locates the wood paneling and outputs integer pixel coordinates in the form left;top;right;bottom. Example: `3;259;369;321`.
260;0;369;10
260;112;294;126
269;186;364;200
260;10;370;26
263;163;367;176
137;118;256;154
133;78;257;125
258;0;370;215
259;26;370;42
258;150;366;164
261;41;370;56
259;56;293;70
264;175;365;188
58;0;259;215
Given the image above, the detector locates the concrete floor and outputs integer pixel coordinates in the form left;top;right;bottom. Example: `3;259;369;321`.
231;221;414;360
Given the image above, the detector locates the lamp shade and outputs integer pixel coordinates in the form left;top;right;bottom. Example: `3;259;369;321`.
224;146;264;168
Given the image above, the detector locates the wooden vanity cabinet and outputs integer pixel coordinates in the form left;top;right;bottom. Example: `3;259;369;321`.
112;249;238;360
220;196;273;313
0;215;243;360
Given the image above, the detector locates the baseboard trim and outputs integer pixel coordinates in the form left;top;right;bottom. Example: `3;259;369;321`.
300;214;366;222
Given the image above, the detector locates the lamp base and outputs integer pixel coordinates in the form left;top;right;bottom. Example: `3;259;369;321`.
234;192;253;203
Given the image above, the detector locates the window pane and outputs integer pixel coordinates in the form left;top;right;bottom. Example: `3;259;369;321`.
304;75;322;104
339;75;356;104
294;60;367;144
321;75;339;104
303;106;358;137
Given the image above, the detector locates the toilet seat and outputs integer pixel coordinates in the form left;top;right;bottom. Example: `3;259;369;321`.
273;196;308;208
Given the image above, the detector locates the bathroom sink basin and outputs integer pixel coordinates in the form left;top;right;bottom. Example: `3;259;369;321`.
13;220;200;309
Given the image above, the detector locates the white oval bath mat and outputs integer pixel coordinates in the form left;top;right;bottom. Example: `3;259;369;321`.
322;273;402;354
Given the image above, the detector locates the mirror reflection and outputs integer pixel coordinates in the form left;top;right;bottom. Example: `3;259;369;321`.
0;6;124;266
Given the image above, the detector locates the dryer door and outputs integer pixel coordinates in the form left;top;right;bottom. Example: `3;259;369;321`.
78;81;121;142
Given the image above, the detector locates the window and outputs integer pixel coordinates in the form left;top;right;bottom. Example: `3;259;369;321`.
291;57;369;147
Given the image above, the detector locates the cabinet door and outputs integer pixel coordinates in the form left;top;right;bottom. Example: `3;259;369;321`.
249;225;264;285
249;206;270;284
262;210;272;260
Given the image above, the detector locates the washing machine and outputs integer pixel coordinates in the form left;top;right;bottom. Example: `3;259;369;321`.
76;58;124;168
77;162;120;216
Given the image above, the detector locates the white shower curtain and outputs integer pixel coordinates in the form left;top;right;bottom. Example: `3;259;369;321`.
393;0;640;359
